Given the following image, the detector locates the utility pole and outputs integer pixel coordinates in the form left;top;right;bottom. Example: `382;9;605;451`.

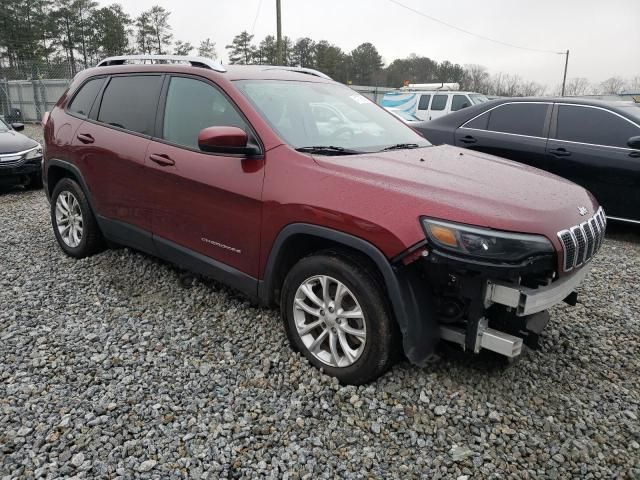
561;49;569;96
276;0;282;65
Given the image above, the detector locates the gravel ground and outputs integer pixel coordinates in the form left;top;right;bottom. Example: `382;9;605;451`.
1;126;639;479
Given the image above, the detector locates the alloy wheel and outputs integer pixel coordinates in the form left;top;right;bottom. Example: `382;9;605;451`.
55;191;84;248
293;275;367;368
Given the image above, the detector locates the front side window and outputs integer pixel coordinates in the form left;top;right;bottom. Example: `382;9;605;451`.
235;80;429;152
418;94;431;110
430;95;448;111
162;76;247;149
97;75;163;135
556;105;640;148
451;95;471;112
68;77;104;117
487;103;549;137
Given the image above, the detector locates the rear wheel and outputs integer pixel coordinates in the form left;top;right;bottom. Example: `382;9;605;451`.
50;178;104;258
281;252;396;385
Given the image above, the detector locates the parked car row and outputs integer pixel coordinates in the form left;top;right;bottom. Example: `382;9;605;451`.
381;83;489;121
0;116;43;189
415;98;640;223
38;55;607;384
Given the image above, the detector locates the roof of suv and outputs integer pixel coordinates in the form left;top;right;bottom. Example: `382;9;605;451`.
85;62;332;82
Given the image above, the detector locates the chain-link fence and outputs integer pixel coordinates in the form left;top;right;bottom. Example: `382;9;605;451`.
0;60;400;123
0;63;74;123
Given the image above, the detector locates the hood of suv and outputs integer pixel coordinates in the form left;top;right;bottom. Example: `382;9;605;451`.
0;129;38;154
313;144;598;239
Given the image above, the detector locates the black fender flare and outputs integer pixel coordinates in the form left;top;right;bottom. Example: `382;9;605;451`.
259;223;439;366
45;158;96;211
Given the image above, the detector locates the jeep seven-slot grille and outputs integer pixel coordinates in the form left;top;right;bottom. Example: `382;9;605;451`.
557;208;606;272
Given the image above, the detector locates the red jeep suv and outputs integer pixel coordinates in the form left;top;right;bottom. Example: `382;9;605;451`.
43;55;605;384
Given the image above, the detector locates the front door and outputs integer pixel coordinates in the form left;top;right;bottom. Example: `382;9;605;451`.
546;104;640;221
455;102;551;170
147;75;265;280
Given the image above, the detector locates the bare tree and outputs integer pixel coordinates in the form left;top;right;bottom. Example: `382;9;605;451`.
519;81;545;96
563;77;591;96
464;64;489;92
627;76;640;92
599;76;626;94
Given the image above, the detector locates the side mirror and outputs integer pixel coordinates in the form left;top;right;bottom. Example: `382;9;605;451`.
11;122;24;131
198;126;259;156
628;136;640;149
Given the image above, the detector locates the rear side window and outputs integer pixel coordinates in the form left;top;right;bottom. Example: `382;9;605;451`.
68;78;104;117
97;75;163;135
487;103;549;137
464;112;489;130
556;105;640;148
430;95;448;111
418;94;431;110
162;76;247;149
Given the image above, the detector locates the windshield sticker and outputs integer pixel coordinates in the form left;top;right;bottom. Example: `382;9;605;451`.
349;94;370;105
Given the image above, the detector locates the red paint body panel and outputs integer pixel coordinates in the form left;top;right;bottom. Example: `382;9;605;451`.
145;139;264;277
44;64;600;282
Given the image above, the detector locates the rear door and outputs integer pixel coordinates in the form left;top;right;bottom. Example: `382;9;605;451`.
73;74;163;251
454;102;551;170
546;104;640;220
147;74;265;279
428;94;449;120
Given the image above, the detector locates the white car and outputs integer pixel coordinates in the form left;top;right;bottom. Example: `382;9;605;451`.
381;83;489;121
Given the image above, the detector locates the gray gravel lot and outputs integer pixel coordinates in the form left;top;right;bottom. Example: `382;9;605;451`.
1;126;639;479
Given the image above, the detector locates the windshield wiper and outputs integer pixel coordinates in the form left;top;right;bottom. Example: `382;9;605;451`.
380;143;421;152
295;145;364;155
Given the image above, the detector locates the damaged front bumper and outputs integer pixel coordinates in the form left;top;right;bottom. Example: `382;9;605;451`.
485;263;590;316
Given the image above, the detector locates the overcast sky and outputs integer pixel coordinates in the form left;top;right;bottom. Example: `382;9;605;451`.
105;0;640;88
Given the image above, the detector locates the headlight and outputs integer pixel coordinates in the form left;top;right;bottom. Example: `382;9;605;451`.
421;218;554;262
24;145;43;160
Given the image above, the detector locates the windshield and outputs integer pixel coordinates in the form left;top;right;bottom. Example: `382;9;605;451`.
235;80;430;153
0;117;8;132
391;109;420;122
469;94;489;105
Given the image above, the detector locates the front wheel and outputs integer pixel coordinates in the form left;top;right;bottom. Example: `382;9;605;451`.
281;252;396;385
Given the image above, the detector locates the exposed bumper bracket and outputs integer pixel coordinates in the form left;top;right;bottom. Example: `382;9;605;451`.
485;264;591;316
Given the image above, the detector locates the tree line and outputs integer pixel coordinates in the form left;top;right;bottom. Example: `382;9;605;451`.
1;1;637;96
0;1;216;78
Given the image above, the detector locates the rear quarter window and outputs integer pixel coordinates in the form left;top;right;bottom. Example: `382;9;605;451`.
97;75;164;135
68;78;105;117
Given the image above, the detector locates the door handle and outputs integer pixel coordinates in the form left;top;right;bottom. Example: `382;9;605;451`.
77;133;94;144
630;151;640;158
549;147;571;157
149;153;175;166
459;135;477;144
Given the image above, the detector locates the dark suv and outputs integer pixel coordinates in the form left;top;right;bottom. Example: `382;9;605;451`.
43;55;604;384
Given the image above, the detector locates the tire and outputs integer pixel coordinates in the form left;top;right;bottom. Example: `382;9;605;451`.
50;177;104;258
29;172;43;189
281;252;396;385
